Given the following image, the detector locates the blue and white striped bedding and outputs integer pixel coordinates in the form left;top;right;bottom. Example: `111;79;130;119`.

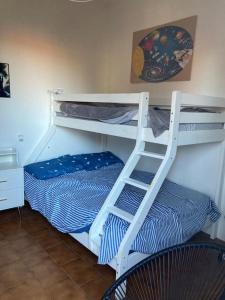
24;163;220;264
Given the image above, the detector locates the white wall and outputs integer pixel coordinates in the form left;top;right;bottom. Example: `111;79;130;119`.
105;0;225;97
0;0;108;163
103;0;225;239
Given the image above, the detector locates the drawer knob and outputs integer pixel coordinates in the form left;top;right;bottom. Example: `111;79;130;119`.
0;198;7;202
0;180;7;183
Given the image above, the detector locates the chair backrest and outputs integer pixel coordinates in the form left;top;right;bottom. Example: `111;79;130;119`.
102;243;225;300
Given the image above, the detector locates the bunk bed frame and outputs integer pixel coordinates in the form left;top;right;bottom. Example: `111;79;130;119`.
28;90;225;278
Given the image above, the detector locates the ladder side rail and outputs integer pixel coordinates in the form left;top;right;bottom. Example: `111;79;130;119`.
25;91;57;165
115;91;182;277
89;92;149;250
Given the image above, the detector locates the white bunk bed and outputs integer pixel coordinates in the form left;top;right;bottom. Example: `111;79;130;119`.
26;91;225;278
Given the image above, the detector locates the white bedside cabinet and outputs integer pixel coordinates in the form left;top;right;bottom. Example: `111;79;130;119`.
0;148;24;210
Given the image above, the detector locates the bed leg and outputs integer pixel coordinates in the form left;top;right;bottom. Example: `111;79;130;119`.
116;256;128;279
115;257;128;299
17;206;22;227
210;222;218;240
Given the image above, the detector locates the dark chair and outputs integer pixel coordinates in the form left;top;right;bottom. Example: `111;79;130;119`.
102;243;225;300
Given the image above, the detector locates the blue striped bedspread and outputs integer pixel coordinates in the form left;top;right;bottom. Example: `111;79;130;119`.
24;163;220;264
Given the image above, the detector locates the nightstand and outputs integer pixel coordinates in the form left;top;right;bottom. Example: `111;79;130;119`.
0;148;24;210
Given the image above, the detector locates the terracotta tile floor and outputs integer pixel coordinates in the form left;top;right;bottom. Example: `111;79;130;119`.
0;205;222;300
0;206;114;299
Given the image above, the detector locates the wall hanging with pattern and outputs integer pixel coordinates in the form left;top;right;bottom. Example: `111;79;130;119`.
0;63;10;98
131;16;197;83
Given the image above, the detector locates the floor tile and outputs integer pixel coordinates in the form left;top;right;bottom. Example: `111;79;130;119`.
2;227;28;240
83;276;113;300
19;244;50;267
0;245;21;268
29;259;68;288
94;264;115;282
0;261;34;294
65;238;97;265
45;279;87;300
6;233;36;252
0;278;48;300
32;228;63;249
0;221;22;236
0;237;10;249
62;258;102;286
47;243;79;266
0;209;20;225
21;218;50;234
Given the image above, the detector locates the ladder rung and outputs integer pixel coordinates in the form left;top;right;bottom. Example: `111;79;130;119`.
109;206;134;223
138;151;165;160
124;178;149;191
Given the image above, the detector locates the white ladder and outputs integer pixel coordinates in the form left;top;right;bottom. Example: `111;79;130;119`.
106;149;166;219
89;91;181;277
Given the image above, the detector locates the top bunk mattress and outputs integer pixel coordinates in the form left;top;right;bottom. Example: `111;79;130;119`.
57;102;224;137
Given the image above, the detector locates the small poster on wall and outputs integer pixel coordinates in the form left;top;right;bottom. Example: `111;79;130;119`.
131;16;197;83
0;63;10;98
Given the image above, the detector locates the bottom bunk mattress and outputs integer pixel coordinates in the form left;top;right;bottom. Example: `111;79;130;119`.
24;163;220;264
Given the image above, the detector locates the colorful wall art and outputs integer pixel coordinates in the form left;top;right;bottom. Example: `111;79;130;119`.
131;16;197;83
0;63;10;98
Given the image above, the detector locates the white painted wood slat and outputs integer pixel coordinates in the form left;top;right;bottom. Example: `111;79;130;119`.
55;116;138;139
180;92;225;108
108;207;134;223
54;93;142;103
177;129;225;145
138;151;165;159
123;178;149;191
180;112;225;123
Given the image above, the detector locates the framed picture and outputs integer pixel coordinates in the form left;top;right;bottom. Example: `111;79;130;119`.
0;63;11;98
131;16;197;83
